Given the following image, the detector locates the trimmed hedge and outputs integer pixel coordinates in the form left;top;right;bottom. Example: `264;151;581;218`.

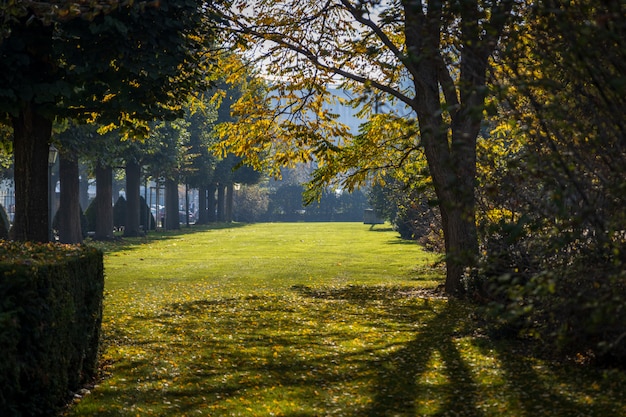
0;242;104;416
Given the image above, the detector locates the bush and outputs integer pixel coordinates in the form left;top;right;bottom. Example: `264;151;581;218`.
84;199;96;233
234;185;269;223
52;206;90;239
0;242;104;416
113;195;126;230
368;177;444;250
139;196;156;231
476;221;626;367
112;195;155;232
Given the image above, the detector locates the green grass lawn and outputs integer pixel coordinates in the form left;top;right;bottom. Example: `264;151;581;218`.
63;222;626;416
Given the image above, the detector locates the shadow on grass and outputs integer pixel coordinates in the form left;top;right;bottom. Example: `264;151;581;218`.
79;285;626;417
86;222;250;254
367;225;395;233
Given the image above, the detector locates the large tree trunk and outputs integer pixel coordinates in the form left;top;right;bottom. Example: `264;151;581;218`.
418;107;479;296
58;152;83;244
94;163;114;240
124;160;142;237
164;178;180;230
207;184;217;222
10;104;53;242
403;0;488;296
216;184;226;222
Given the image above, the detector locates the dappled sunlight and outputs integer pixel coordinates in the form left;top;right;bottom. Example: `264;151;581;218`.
64;224;626;416
68;284;626;416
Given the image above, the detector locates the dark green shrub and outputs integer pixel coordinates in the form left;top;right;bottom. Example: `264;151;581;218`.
113;195;126;229
84;199;96;233
52;206;90;239
0;242;104;416
86;196;154;234
139;196;156;231
476;221;626;366
368;177;444;251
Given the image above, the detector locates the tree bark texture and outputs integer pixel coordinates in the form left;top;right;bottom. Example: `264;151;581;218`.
207;184;217;222
10;104;53;242
94;163;114;240
165;178;180;230
58;152;83;244
7;19;55;242
197;187;208;224
216;184;226;222
226;183;234;223
402;0;495;295
124;161;142;237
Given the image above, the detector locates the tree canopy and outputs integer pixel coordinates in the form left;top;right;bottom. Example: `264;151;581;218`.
210;0;516;295
0;0;220;241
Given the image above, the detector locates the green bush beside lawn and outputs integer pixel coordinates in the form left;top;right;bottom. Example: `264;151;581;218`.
0;242;104;416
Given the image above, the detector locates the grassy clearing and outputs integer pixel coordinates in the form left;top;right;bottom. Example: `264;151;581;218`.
64;223;626;416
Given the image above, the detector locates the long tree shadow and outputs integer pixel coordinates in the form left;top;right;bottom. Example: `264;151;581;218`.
479;337;623;416
91;284;625;416
360;299;484;417
86;222;250;254
360;298;615;417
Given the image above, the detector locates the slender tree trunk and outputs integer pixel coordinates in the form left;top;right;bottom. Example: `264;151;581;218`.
124;160;142;237
58;152;83;244
94;163;114;240
155;181;162;228
185;184;190;227
10;104;53;242
216;184;225;222
207;183;217;222
165;178;180;230
197;187;208;224
225;183;234;223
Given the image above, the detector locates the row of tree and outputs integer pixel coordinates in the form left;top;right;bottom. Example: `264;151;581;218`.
0;1;274;244
0;0;225;242
49;110;261;244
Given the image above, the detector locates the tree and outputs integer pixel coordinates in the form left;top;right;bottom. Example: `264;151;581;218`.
70;125;123;240
184;101;219;224
144;120;191;230
94;161;114;239
124;158;142;236
54;124;87;244
210;68;267;223
212;0;516;295
0;0;218;241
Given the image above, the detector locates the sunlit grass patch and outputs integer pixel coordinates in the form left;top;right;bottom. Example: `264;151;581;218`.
62;223;626;417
